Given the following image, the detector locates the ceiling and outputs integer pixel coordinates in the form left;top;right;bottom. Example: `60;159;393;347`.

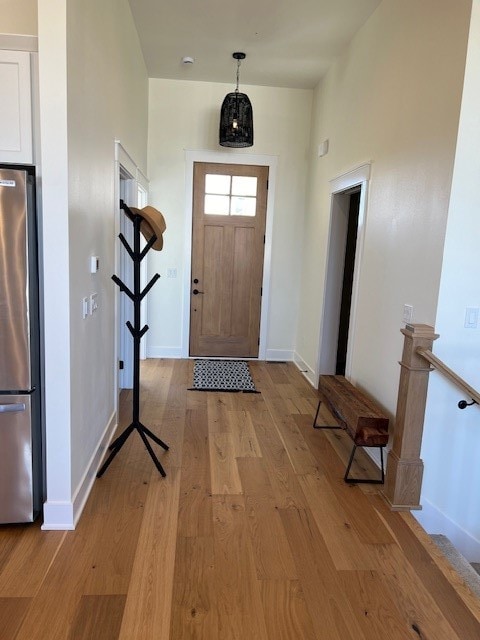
128;0;382;90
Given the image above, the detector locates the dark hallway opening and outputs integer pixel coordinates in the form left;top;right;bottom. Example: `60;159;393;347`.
335;189;360;375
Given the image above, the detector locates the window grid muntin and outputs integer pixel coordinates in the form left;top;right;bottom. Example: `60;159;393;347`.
204;173;258;217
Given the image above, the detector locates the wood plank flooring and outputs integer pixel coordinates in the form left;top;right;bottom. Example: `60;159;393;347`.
1;359;480;639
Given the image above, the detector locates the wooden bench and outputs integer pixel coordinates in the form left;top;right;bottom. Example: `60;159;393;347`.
312;375;389;484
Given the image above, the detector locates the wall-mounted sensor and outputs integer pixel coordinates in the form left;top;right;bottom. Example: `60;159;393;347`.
90;256;99;273
182;56;194;64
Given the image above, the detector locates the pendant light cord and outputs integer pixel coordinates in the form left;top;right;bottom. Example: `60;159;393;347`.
236;58;240;93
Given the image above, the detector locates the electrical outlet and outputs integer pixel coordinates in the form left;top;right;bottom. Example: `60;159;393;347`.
403;304;413;323
167;268;177;278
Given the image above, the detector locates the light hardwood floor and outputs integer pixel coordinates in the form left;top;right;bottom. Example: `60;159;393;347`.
1;359;480;639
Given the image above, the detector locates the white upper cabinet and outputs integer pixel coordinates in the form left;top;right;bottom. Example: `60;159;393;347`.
0;50;33;164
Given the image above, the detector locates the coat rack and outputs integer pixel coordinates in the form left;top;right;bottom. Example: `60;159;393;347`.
97;201;169;478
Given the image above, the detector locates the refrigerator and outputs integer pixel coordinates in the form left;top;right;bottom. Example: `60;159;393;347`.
0;164;42;523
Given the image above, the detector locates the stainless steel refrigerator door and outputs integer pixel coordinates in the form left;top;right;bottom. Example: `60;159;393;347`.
0;168;31;391
0;394;34;523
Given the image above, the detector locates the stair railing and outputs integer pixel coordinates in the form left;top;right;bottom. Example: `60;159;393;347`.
416;347;479;410
383;323;479;511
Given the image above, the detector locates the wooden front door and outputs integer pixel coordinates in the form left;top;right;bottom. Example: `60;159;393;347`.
189;162;268;357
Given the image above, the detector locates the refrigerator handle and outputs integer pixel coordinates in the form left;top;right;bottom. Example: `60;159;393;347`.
0;403;26;413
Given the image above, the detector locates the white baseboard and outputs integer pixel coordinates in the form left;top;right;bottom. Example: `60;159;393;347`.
414;497;480;562
146;346;183;358
365;447;383;468
265;349;294;362
72;410;118;527
147;347;295;361
293;352;316;387
41;501;75;530
41;411;118;531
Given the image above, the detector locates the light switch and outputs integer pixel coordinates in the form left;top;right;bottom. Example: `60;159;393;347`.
90;293;98;314
82;297;88;319
464;307;479;329
318;139;329;157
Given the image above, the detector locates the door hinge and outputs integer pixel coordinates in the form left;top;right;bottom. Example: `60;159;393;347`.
266;179;269;190
119;360;124;370
263;234;265;244
258;337;260;346
260;287;263;296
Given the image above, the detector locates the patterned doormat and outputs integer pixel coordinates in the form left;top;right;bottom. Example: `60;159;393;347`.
190;359;258;393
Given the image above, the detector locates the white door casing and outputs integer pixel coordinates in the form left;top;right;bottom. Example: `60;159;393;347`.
114;142;149;403
316;163;370;384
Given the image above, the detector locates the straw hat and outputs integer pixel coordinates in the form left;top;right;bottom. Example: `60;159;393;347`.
126;205;166;251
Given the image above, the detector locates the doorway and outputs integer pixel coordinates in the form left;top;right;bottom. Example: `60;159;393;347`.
118;169;136;389
189;162;268;358
114;143;149;396
317;164;370;379
335;188;360;375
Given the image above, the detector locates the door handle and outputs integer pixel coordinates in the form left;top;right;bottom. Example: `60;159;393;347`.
192;289;204;295
0;403;26;413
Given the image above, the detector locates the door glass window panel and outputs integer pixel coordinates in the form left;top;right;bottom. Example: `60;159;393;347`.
231;196;256;216
205;174;231;195
205;194;230;215
232;176;257;197
204;173;257;216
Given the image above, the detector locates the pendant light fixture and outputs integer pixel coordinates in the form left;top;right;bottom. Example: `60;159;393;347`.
219;52;253;148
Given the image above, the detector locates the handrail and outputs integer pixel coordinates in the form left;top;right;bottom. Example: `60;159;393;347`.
416;348;480;408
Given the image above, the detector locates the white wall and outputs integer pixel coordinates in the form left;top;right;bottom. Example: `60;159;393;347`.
39;0;148;528
415;0;480;561
297;0;471;415
146;79;312;359
297;0;480;559
67;0;148;490
0;0;37;35
38;0;71;528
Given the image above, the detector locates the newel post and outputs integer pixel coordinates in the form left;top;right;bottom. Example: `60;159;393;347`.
383;324;439;510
